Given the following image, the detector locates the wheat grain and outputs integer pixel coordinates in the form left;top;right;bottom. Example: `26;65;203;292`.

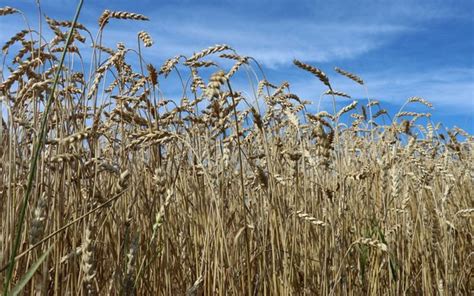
138;30;153;47
293;59;331;88
0;6;19;16
334;67;364;85
29;193;48;246
159;55;182;77
99;10;149;27
325;90;351;98
81;225;97;295
0;4;471;295
336;100;358;118
295;210;327;226
407;96;433;108
185;44;231;64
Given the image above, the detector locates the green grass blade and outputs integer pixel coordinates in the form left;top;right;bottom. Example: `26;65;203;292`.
2;1;83;294
8;246;53;296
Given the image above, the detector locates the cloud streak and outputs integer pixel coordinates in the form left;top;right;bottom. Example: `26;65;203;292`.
1;0;472;131
290;66;474;113
4;0;472;67
80;0;471;69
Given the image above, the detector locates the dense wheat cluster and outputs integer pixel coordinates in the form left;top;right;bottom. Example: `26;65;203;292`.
0;5;473;295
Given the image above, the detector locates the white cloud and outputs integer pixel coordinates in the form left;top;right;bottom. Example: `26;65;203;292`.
85;0;471;68
3;0;468;68
1;0;471;118
97;17;410;69
289;67;474;114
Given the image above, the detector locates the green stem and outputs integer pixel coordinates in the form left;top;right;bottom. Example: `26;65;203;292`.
2;1;83;294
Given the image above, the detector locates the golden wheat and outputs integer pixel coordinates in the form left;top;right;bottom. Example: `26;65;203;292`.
0;4;471;295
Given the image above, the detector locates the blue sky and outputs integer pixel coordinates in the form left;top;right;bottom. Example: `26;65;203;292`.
1;0;473;133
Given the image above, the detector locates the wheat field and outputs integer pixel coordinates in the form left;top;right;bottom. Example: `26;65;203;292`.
0;3;473;295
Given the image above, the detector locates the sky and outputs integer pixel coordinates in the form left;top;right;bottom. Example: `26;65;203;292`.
1;0;473;133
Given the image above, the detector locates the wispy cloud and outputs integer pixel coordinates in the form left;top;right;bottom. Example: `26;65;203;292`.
86;0;472;68
4;0;472;67
290;67;474;114
1;0;472;131
99;21;409;68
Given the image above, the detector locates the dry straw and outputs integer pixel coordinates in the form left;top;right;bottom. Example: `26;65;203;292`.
0;3;471;295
